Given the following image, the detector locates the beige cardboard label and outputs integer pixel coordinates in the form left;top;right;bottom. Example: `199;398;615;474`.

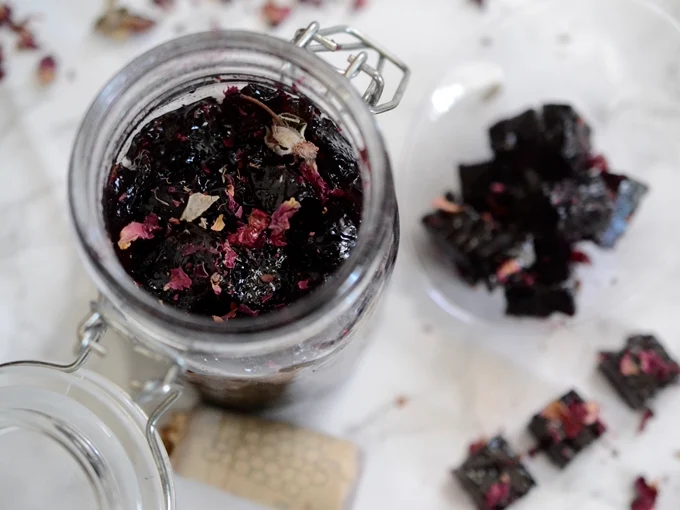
171;408;360;510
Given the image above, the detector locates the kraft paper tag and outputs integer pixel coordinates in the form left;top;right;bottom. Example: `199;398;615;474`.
164;408;361;510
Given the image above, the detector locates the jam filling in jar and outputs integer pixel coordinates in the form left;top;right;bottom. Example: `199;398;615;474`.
104;84;362;320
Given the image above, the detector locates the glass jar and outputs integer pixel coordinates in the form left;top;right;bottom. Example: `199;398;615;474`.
68;25;409;409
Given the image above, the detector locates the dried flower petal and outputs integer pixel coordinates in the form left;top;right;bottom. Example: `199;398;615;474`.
484;474;510;509
261;0;291;27
631;477;658;510
432;195;463;214
210;273;222;296
269;198;301;246
180;193;219;222
237;304;259;317
0;4;11;26
96;7;156;40
152;0;174;9
163;267;192;291
221;240;238;268
13;22;39;50
496;259;522;283
37;55;56;85
468;439;486;455
638;408;654;433
620;352;640;376
228;209;270;248
300;160;329;198
297;279;310;290
212;315;225;323
118;213;160;250
260;273;275;283
265;124;304;156
353;0;368;9
211;214;225;231
570;250;592;265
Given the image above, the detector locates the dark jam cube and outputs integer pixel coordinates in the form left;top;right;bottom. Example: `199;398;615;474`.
596;173;649;248
489;109;542;157
459;161;497;214
454;436;536;510
541;104;592;180
528;390;606;468
504;277;576;318
422;203;525;289
542;172;614;243
599;334;679;410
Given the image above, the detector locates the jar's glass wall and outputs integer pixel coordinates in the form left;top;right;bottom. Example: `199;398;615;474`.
70;31;398;408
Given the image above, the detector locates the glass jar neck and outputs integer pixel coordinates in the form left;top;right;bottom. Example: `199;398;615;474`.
70;30;394;356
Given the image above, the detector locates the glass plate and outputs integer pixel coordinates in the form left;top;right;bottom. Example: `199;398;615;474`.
400;0;680;334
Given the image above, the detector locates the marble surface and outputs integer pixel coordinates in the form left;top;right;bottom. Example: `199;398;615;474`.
3;0;680;509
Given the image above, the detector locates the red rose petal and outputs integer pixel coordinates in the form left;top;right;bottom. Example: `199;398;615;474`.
261;1;291;27
300;160;329;198
163;267;192;292
228;209;269;248
638;408;654;433
631;477;658;510
37;55;56;85
569;250;592;265
484;476;510;509
221;240;238;268
117;213;160;250
269;198;301;247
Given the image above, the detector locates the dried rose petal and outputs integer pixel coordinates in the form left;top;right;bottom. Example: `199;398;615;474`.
180;193;219;222
163;267;192;291
260;273;275;283
228;209;270;248
212;315;225;323
631;477;658;510
211;214;225;231
620;352;640;376
588;154;609;173
294;140;319;161
15;24;39;50
269;198;301;246
638;408;654;433
353;0;368;9
637;350;679;380
261;1;291;27
297;279;310;290
432;195;463;214
194;263;209;279
300;160;329;198
484;474;510;509
95;7;156;40
570;250;592;265
468;439;486;455
237;304;259;317
221;240;238;268
152;0;174;9
210;273;222;296
0;4;11;26
37;55;56;85
118;213;160;250
496;259;522;283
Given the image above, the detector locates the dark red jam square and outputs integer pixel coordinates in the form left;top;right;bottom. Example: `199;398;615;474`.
454;436;536;510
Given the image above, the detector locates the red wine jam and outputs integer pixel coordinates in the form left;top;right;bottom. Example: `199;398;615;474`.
104;84;362;320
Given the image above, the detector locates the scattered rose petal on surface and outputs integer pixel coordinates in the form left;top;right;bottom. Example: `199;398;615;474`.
638;408;654;433
212;315;225;323
37;55;56;85
269;197;301;246
211;214;226;231
570;250;592;265
353;0;368;9
228;209;270;248
468;439;486;456
297;279;310;290
588;154;609;172
300;160;329;198
163;267;192;291
0;4;11;26
261;0;291;27
180;193;220;222
118;213;160;250
14;22;39;50
631;477;658;510
152;0;174;9
620;352;640;376
95;7;155;40
432;195;463;214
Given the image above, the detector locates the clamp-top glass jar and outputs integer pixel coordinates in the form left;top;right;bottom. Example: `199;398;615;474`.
69;23;409;409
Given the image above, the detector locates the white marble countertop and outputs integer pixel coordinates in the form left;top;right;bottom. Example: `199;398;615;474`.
4;0;680;509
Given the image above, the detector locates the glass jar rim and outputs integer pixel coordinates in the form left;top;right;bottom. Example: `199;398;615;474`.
69;29;394;347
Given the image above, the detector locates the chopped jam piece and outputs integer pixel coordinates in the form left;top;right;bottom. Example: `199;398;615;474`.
528;390;606;467
630;477;658;510
423;103;648;318
103;84;362;319
599;334;679;410
422;195;527;289
454;436;536;510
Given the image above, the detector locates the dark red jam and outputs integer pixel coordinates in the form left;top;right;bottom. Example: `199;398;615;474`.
104;84;362;320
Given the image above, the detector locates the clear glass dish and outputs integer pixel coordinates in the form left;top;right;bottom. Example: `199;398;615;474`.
401;0;680;334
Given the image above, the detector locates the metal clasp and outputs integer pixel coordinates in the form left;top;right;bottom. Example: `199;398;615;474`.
292;22;410;114
0;302;181;510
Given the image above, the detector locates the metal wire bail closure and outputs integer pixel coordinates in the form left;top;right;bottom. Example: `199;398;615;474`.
0;305;181;510
293;22;410;114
